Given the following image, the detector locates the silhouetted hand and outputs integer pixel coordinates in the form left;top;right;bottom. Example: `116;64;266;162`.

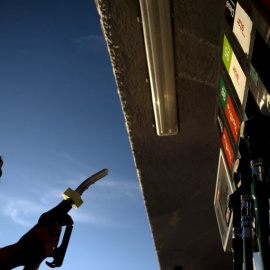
0;224;62;269
18;224;62;266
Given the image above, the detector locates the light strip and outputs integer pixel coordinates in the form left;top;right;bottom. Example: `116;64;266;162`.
139;0;178;136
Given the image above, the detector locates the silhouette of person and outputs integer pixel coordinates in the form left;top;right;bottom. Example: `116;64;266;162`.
0;156;61;269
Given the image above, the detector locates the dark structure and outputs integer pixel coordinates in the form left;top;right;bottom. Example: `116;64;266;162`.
94;1;270;269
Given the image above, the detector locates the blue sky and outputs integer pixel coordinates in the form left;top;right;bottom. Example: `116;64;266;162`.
0;0;159;269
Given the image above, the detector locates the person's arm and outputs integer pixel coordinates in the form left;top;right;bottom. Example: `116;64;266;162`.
0;241;24;269
0;224;61;269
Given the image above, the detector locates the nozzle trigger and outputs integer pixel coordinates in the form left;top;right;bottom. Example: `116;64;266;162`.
46;215;73;268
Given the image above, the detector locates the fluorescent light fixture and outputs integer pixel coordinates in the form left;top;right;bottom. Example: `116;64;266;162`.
139;0;178;136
